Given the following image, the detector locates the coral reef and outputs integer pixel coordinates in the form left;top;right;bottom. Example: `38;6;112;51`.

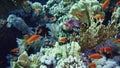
69;0;103;24
92;56;120;68
32;2;42;9
11;42;85;68
79;22;118;51
7;14;33;35
3;0;120;68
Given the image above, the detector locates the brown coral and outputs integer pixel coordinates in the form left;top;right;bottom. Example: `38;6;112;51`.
77;23;117;52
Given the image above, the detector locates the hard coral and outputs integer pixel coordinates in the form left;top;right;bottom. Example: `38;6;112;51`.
80;23;117;52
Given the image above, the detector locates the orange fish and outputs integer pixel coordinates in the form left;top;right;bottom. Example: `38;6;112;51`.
94;14;104;19
104;46;112;54
99;48;104;54
99;46;112;54
115;39;120;42
58;37;67;43
25;35;40;45
10;48;19;53
23;1;29;6
88;63;96;68
102;0;109;11
88;53;102;59
76;13;83;18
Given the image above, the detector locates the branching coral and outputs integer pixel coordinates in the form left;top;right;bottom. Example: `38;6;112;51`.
56;55;86;68
9;0;120;68
111;7;120;24
12;41;82;68
46;0;78;24
69;0;106;29
11;51;41;68
49;3;65;17
29;53;41;68
78;21;118;52
46;23;66;39
68;0;120;52
61;0;79;5
91;55;120;68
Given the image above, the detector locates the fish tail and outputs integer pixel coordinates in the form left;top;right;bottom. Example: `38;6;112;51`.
102;0;109;11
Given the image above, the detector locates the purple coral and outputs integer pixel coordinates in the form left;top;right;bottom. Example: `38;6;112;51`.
65;19;82;28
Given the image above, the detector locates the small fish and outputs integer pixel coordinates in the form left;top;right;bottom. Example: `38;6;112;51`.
23;1;29;5
88;63;96;68
58;37;67;43
25;35;40;45
104;46;112;54
94;14;104;19
10;48;19;53
88;53;102;59
76;13;83;18
115;39;120;42
99;48;104;54
102;0;109;11
99;46;112;54
117;1;120;6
